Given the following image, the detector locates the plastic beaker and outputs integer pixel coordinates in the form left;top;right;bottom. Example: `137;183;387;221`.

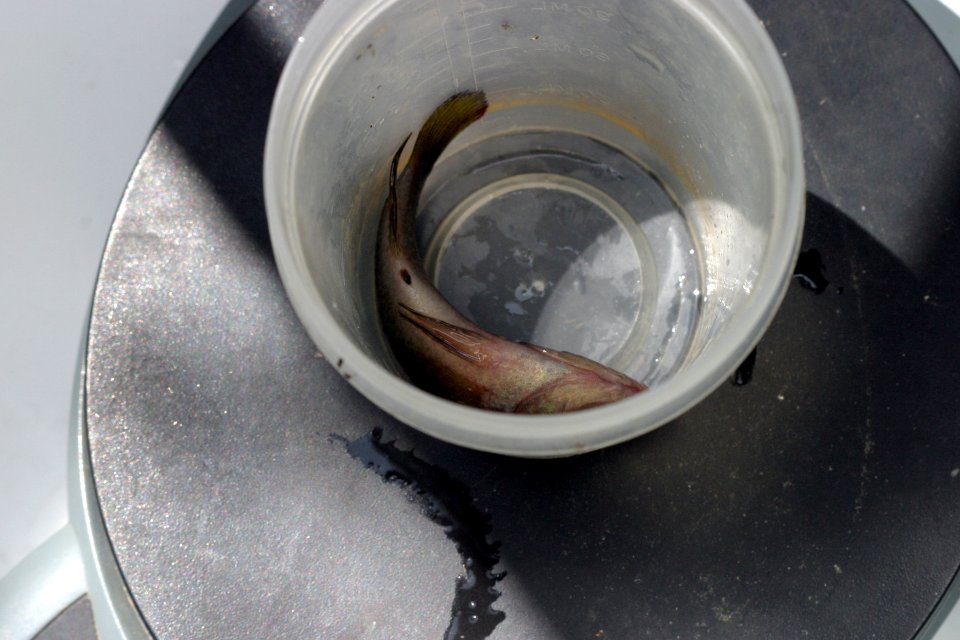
264;0;804;457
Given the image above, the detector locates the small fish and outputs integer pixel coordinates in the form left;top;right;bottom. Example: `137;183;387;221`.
375;90;647;413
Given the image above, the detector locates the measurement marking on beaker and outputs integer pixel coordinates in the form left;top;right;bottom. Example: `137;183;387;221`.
530;38;611;62
459;0;481;89
399;29;436;56
435;0;458;89
529;0;614;21
410;0;433;13
419;34;447;55
417;56;454;77
469;35;498;45
466;22;493;32
461;2;515;18
472;45;519;58
412;66;455;91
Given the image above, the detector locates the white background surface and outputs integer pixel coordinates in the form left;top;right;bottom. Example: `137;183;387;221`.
0;0;234;581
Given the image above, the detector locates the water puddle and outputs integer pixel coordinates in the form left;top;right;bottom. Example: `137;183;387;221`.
331;429;505;639
732;347;758;386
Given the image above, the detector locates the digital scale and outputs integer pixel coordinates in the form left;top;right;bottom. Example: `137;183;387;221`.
1;0;959;638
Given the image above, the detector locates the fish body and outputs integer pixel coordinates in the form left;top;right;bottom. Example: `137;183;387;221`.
375;91;647;413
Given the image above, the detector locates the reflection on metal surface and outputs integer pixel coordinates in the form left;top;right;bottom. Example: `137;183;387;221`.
333;429;506;640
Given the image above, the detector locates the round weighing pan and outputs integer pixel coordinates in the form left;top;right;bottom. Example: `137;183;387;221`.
83;0;960;637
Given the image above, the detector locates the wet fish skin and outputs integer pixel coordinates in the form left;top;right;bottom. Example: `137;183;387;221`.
375;90;647;413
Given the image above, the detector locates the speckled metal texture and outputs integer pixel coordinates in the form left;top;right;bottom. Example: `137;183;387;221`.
85;0;960;638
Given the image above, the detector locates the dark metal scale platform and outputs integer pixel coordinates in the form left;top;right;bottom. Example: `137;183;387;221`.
85;0;960;637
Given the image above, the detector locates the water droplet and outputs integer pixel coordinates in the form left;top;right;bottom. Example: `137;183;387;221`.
732;347;757;386
793;249;829;294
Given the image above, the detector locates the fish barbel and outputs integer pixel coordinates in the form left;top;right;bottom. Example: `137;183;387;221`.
375;90;647;413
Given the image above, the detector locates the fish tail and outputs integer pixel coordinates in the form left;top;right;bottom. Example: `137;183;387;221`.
407;90;488;189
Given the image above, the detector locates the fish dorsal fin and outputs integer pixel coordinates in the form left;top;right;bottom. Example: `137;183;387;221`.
386;134;411;243
398;304;487;363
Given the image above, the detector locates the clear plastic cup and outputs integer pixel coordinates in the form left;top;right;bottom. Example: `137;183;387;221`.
264;0;804;457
